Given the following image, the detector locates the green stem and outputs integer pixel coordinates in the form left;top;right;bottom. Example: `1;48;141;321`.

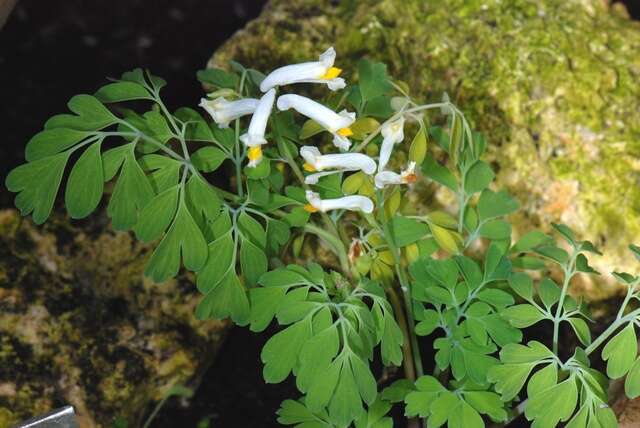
552;254;577;355
374;190;424;380
585;308;640;356
387;287;417;381
305;223;350;275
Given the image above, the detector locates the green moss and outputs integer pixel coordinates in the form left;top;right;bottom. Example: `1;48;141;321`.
210;0;640;298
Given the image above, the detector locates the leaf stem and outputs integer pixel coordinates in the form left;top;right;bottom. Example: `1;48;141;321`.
552;253;577;355
584;308;640;356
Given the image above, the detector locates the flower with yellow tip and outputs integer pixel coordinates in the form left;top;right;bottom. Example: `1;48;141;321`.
259;47;346;92
240;89;276;167
199;96;259;128
304;190;374;214
374;161;418;189
277;94;355;151
299;146;376;184
378;117;405;172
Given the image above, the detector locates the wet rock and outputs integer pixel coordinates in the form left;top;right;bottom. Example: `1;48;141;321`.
0;209;227;427
209;0;640;300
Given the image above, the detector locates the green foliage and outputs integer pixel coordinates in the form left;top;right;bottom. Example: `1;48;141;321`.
7;57;640;428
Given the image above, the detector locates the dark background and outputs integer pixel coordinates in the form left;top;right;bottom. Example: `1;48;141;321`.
1;1;639;427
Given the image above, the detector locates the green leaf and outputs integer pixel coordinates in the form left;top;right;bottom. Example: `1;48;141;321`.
139;154;182;193
427;391;459;427
464;160;494;194
185;173;221;223
380;308;404;366
415;309;440;336
422;156;457;191
463;391;507;422
44;94;117;132
380;379;415;403
277;399;329;426
107;151;154;230
477;189;519;221
25;128;90;161
625;358;640;399
525;376;578;426
509;272;534;301
300;119;325;139
575;253;599;275
568;317;591;346
448;402;483;428
240;238;267;287
389;216;429;247
238;211;266;249
478;219;512;240
358;59;392;103
144;199;208;282
197;68;239;89
539;278;561;310
262;317;312;383
196;230;251;325
602;323;637;379
477;289;515;308
404;376;445;418
134;185;179;242
551;222;577;246
502;304;546;328
350;355;377;405
6;152;70;224
328;361;363;427
65;141;104;218
95;81;151;103
191;146;227;172
510;230;552;253
533;245;569;265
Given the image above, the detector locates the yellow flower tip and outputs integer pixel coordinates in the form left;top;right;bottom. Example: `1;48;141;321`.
337;127;353;137
303;203;319;213
303;162;317;172
321;67;342;80
247;146;262;161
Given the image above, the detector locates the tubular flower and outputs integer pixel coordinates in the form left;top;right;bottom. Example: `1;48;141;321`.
277;94;356;151
240;88;276;167
374;161;418;189
378;117;405;172
199;96;259;128
300;146;376;184
259;47;346;92
304;190;374;214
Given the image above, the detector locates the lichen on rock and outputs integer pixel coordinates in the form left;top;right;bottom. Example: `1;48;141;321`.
0;209;227;427
209;0;640;300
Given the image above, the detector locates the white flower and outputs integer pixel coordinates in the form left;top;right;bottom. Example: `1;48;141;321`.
199;97;259;128
259;47;346;92
300;146;376;184
240;89;276;167
374;161;418;189
378;117;405;172
277;94;356;151
304;190;374;214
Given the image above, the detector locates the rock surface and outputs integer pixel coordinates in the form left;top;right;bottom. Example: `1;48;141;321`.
209;0;640;300
0;209;227;427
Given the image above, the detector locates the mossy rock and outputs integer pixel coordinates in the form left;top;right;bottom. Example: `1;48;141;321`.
209;0;640;300
0;209;227;427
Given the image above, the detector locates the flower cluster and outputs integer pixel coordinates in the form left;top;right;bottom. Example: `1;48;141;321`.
199;47;417;215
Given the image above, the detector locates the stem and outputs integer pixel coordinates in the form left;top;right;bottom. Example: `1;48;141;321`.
234;71;248;198
305;223;350;275
374;190;424;381
387;287;416;381
585;308;640;356
552;254;577;355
